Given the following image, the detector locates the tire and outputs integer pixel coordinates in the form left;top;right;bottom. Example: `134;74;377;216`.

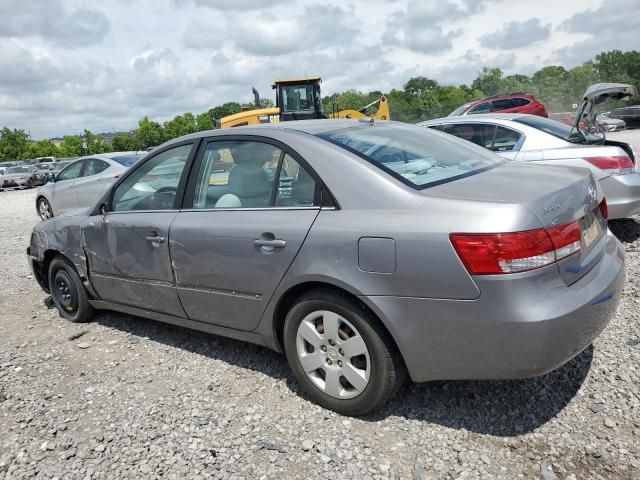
26;179;33;189
48;256;94;323
283;289;406;416
37;197;53;221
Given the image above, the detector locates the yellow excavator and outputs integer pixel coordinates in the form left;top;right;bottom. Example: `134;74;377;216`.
217;77;390;128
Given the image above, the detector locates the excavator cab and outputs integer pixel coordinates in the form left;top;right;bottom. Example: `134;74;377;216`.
273;78;326;121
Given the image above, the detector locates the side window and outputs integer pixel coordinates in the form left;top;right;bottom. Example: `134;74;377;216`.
468;102;491;114
275;154;317;207
57;161;84;181
192;141;280;209
491;127;522;152
84;159;109;177
441;124;495;149
112;144;192;212
510;98;530;108
491;99;511;111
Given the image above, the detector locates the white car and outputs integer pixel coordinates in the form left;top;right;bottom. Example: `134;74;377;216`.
36;152;145;220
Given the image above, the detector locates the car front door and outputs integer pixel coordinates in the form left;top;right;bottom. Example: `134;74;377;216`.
51;160;85;214
83;142;196;317
169;138;321;331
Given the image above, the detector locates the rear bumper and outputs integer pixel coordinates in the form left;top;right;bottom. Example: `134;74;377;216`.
363;231;625;383
600;173;640;219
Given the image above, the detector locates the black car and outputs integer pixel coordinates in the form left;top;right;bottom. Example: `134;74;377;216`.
609;105;640;128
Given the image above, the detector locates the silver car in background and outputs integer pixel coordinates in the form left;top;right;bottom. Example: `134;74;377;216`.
420;114;640;219
36;151;145;220
420;83;640;219
28;120;623;416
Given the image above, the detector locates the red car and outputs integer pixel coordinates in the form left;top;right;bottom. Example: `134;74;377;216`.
449;93;548;118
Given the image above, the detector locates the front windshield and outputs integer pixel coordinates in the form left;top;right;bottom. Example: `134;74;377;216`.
6;167;29;174
513;115;602;144
52;162;70;171
319;123;504;189
280;84;316;112
112;154;143;166
449;104;470;116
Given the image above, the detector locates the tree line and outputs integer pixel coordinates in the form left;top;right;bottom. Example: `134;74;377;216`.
1;49;639;162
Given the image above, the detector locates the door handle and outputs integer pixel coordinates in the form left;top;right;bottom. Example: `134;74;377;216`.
253;239;286;248
145;235;166;243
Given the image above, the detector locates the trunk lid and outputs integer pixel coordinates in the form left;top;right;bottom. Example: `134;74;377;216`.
426;162;607;285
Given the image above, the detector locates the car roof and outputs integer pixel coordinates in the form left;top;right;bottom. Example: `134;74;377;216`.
159;119;384;149
420;113;532;125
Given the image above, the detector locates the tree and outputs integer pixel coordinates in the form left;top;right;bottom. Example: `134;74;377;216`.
59;136;83;157
209;102;242;121
0;127;29;161
112;133;139;151
403;77;438;97
136;116;164;149
25;140;59;158
83;129;110;154
531;66;570;111
471;68;503;96
594;50;640;86
196;112;215;131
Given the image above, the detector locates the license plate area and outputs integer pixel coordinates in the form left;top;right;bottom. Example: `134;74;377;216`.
580;212;604;253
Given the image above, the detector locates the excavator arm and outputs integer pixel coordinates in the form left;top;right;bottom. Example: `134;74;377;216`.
329;96;390;121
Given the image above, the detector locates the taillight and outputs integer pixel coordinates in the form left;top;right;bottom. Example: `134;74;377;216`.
599;198;608;219
584;156;634;175
450;221;581;275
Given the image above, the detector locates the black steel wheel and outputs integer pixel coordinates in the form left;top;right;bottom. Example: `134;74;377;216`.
48;256;94;323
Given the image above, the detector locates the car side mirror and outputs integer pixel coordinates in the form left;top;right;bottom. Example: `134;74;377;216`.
47;173;56;183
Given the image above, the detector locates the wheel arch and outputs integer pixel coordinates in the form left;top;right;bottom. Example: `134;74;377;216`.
270;281;406;370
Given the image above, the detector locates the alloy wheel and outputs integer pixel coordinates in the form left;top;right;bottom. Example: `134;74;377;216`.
38;199;52;220
295;310;371;399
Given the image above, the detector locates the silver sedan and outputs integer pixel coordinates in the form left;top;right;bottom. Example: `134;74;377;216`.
36;152;145;220
419;114;640;219
28;120;624;415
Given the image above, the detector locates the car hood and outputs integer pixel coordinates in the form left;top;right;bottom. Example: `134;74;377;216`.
574;83;639;131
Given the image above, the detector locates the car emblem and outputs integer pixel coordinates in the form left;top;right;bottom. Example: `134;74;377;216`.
542;203;560;215
587;184;597;203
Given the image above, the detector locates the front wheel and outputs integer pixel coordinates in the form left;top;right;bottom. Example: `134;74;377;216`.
283;290;405;416
48;256;94;323
26;179;33;189
38;197;53;220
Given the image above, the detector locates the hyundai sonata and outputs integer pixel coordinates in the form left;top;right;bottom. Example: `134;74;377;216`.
28;120;624;416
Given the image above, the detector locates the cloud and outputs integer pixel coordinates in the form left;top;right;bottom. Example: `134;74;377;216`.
383;0;490;54
558;0;637;65
0;0;109;47
480;19;551;49
174;0;293;10
184;4;358;56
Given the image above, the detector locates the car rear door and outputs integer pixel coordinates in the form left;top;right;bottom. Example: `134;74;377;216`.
75;158;115;208
82;142;196;317
169;137;321;331
51;160;85;214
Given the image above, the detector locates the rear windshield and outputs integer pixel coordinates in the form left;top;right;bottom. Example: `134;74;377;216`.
318;123;504;189
449;104;470;117
112;154;143;167
513;115;601;144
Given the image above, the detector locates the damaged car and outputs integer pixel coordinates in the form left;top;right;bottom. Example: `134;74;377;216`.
28;120;624;416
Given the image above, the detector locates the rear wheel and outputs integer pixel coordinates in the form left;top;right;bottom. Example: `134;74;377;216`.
48;256;94;323
37;197;53;220
283;289;405;416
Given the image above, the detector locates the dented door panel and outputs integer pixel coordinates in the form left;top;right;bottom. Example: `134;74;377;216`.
83;211;186;317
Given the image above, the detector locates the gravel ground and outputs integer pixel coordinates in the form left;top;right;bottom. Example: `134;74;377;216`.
1;132;640;479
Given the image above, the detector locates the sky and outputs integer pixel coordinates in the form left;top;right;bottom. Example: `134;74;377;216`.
0;0;636;139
